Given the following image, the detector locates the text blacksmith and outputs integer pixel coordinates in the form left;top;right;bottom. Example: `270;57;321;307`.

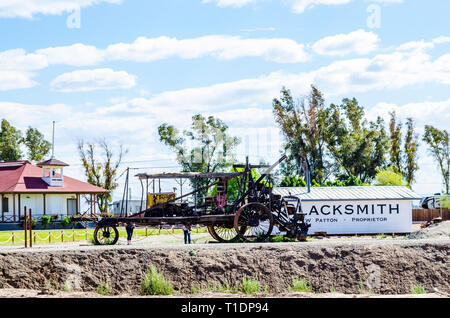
307;203;400;216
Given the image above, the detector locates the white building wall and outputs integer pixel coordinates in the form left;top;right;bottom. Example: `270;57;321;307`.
301;199;413;234
1;193;78;218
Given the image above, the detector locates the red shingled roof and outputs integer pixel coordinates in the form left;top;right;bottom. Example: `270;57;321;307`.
0;161;108;194
37;158;69;167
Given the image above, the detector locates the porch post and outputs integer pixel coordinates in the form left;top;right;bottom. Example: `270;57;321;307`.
13;194;16;222
93;194;96;214
43;194;46;215
1;194;3;222
76;194;80;214
18;194;21;219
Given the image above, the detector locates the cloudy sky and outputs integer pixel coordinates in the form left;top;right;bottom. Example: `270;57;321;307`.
0;0;449;199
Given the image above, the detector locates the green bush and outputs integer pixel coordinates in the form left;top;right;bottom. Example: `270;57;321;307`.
373;167;407;186
97;281;110;296
141;266;174;295
289;278;313;293
269;235;297;243
61;216;71;228
19;216;37;228
41;215;51;229
440;195;450;209
240;277;261;294
410;284;426;294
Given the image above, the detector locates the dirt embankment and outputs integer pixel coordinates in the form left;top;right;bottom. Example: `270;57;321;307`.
0;240;448;296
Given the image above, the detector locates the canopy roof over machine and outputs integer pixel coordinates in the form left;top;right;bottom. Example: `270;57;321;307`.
135;171;244;180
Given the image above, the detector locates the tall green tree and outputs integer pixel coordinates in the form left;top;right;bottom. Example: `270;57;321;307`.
273;85;331;184
158;114;240;198
0;119;23;161
24;127;51;162
78;140;126;212
387;112;419;187
403;117;419;186
325;98;389;183
388;111;403;173
423;125;449;194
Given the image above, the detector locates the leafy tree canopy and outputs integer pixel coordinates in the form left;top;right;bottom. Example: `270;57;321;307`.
423;125;449;194
373;167;408;186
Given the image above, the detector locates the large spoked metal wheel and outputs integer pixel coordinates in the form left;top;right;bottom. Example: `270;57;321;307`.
93;225;119;245
207;224;246;243
234;202;274;242
208;225;236;242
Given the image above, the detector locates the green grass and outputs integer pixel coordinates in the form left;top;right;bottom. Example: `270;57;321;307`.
97;281;110;296
289;278;313;293
269;235;297;243
141;265;174;296
376;233;387;240
240;277;262;294
410;284;427;294
0;226;208;246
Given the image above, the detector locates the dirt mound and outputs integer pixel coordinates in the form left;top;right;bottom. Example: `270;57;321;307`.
0;240;448;296
408;221;450;239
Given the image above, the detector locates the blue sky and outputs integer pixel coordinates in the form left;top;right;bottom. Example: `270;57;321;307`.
0;0;449;199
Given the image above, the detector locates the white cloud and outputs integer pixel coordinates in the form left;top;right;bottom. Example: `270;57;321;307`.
0;49;47;90
312;29;380;56
0;49;48;71
202;0;259;8
204;0;404;13
288;0;352;13
0;70;37;91
366;99;450;132
50;68;136;92
0;0;122;19
105;35;310;63
36;43;105;66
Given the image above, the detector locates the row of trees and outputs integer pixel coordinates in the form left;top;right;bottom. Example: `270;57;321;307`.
0;119;51;162
273;86;421;187
157;85;449;194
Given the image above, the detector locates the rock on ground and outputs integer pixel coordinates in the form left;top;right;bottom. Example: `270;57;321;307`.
408;221;450;240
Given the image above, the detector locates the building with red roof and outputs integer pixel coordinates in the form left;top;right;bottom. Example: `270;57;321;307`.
0;159;108;223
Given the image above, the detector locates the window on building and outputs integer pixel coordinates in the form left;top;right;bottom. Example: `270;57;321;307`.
2;197;9;213
67;199;77;215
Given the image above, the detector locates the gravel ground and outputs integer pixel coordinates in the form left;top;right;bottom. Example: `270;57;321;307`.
0;223;448;298
0;237;448;297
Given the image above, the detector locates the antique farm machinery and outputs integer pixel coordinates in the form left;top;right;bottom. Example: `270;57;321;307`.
76;155;311;245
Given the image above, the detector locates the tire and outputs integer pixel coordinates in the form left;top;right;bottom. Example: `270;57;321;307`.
93;225;119;245
234;202;274;242
207;225;240;243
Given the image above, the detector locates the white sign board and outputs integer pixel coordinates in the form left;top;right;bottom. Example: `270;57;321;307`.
300;200;412;234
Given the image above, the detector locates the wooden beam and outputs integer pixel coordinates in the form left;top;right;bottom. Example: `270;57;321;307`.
1;194;3;223
18;194;21;219
43;194;46;215
13;194;15;222
76;194;80;214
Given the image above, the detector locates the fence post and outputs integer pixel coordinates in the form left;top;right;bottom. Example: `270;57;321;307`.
29;208;32;248
49;232;51;244
145;226;148;237
85;231;88;241
33;233;36;244
73;230;75;242
12;232;14;244
61;230;64;243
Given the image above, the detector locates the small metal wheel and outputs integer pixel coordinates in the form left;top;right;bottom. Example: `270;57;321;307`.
234;202;274;242
207;224;241;243
93;225;119;245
